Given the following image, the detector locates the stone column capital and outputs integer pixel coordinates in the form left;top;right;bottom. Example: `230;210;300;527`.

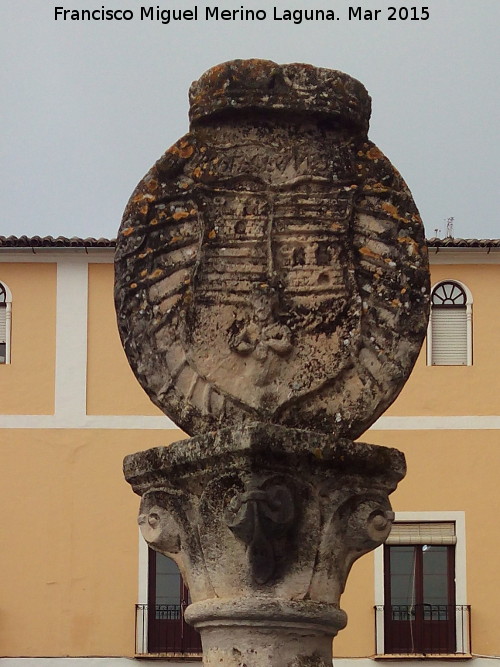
124;423;405;665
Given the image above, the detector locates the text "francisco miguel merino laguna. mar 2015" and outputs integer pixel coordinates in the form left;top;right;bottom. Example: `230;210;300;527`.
54;5;431;23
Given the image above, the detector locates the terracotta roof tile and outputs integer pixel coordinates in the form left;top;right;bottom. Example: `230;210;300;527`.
426;237;500;248
0;235;115;248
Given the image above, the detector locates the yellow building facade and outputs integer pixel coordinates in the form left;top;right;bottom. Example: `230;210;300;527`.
0;236;499;667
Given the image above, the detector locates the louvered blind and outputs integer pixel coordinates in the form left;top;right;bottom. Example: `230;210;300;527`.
0;306;6;344
431;308;467;365
386;522;456;545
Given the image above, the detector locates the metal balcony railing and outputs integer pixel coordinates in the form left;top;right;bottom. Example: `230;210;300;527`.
375;604;472;656
135;604;202;657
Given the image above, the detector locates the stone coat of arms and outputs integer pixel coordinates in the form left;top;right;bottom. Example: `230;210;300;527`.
115;60;429;438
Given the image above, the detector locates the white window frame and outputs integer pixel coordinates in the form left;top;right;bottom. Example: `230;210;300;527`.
374;511;467;656
427;280;473;366
0;281;12;364
136;533;149;653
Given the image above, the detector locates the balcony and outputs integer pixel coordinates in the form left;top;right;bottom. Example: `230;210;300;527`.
135;604;202;658
375;605;472;657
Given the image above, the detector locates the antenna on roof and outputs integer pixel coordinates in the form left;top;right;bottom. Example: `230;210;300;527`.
445;217;454;238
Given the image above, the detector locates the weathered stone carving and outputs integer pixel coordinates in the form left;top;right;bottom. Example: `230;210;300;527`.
124;423;405;666
117;60;429;666
115;59;429;439
224;477;295;585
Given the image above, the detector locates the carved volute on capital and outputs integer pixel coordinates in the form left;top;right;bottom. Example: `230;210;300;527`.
138;495;181;554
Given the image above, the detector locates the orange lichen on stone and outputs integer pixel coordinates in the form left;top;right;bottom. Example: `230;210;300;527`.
381;202;408;223
208;229;217;239
366;146;384;160
122;227;135;237
398;236;419;254
364;183;390;193
146;179;158;192
132;192;154;203
193;167;202;179
181;145;194;158
129;282;138;289
169;139;195;159
149;269;164;280
173;211;190;221
170;236;183;244
359;246;382;261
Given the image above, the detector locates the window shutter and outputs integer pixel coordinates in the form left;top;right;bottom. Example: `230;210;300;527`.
431;308;467;365
386;522;456;545
0;306;6;344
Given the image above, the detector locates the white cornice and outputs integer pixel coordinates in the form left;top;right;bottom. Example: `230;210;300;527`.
370;415;500;430
0;414;498;431
0;250;113;263
429;248;500;264
1;247;500;264
0;414;176;429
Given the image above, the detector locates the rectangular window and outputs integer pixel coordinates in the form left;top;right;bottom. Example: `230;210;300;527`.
431;309;468;365
135;548;202;655
375;517;471;656
384;543;456;653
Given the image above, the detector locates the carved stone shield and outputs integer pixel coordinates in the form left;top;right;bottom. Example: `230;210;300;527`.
115;60;430;438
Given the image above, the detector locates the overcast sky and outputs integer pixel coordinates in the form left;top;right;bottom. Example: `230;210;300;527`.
2;0;499;240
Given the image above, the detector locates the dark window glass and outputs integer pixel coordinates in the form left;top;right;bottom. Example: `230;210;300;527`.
384;543;456;653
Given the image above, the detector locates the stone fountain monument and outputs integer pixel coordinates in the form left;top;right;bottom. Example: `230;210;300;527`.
115;59;430;666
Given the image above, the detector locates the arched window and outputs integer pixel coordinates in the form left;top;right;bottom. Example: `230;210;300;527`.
0;282;12;364
427;280;472;366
